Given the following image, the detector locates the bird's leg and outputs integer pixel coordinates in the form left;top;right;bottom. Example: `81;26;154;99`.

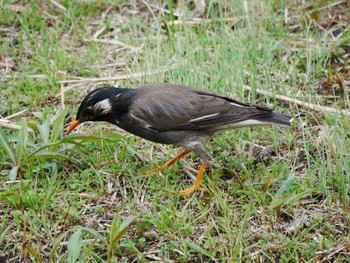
144;150;191;175
171;159;209;196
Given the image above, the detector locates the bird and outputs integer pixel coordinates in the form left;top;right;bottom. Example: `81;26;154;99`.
67;83;293;195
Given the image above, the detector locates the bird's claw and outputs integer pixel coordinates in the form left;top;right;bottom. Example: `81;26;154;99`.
171;185;206;196
142;167;162;175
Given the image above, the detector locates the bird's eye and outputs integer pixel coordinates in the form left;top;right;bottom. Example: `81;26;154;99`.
82;106;93;115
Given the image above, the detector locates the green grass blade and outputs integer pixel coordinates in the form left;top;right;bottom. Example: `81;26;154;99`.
49;231;69;260
80;239;97;261
109;214;121;247
185;241;215;260
26;245;43;263
0;126;16;164
234;204;252;258
67;228;83;263
107;214;140;260
111;215;140;247
118;215;140;235
16;119;29;166
276;174;295;196
9;166;19;181
111;227;128;248
80;227;107;245
37;120;50;145
25;133;122;161
50;108;68;143
0;191;21;208
0;224;12;246
65;133;123;143
107;213;131;260
26;152;81;164
25;140;84;160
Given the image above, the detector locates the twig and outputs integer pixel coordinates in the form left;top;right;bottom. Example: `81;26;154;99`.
100;5;114;22
55;83;84;97
50;108;65;125
0;119;34;132
147;3;181;17
4;110;28;120
243;0;252;31
126;145;147;162
91;62;126;68
58;62;186;84
27;74;47;79
59;239;95;246
2;5;26;13
142;1;158;23
4;179;32;184
243;85;350;117
0;61;16;68
50;0;67;12
57;71;67;108
93;26;107;39
167;17;239;26
309;0;345;12
183;166;197;181
284;8;289;24
84;38;142;51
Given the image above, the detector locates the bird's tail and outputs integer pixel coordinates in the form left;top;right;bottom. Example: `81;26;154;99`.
255;113;294;126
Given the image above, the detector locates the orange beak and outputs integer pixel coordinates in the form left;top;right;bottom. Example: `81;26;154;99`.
67;119;80;134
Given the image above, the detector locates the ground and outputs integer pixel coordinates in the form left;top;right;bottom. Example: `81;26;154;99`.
0;0;349;262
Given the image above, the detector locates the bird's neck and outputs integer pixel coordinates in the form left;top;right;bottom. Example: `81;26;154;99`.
110;88;135;115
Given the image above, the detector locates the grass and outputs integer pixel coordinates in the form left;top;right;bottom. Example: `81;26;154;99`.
1;0;350;262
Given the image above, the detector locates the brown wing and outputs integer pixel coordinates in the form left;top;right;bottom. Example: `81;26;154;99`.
128;83;273;131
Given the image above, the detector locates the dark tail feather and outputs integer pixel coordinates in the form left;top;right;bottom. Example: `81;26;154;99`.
256;113;294;126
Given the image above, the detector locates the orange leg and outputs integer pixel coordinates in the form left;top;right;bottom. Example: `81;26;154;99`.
171;159;209;196
143;150;191;175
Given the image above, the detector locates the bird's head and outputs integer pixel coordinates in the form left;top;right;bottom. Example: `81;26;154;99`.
67;87;129;134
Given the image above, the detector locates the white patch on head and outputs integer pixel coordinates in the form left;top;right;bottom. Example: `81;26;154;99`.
93;98;112;115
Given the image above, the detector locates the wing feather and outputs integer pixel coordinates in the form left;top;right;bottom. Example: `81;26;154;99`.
128;84;273;131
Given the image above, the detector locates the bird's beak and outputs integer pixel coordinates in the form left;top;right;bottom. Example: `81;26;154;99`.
67;119;80;134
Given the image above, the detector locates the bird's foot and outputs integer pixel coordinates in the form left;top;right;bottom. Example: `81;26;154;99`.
170;159;209;196
143;166;162;175
171;184;206;196
142;150;191;175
